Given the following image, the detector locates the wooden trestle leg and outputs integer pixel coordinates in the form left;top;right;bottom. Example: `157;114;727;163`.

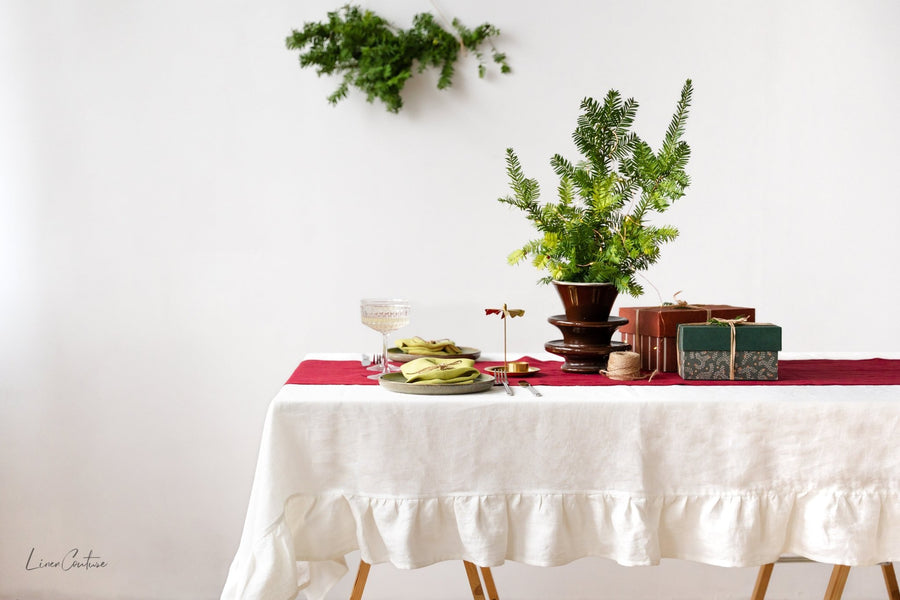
349;560;371;600
752;563;775;600
349;559;498;600
480;565;500;600
754;561;899;600
883;563;900;600
823;565;851;600
463;560;487;600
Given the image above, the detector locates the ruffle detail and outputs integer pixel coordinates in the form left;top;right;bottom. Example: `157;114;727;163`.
226;489;900;600
297;489;899;569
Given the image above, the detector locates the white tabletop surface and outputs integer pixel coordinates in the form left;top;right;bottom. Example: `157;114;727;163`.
221;353;900;600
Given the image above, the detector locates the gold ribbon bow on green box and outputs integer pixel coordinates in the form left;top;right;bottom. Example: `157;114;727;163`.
708;316;773;380
400;357;480;384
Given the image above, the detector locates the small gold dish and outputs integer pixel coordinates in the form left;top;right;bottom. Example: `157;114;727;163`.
508;361;530;373
484;365;540;378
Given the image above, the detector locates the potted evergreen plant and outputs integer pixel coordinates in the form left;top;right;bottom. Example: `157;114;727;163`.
498;79;693;322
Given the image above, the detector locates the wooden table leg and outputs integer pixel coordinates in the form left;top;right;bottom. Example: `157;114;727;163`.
752;563;775;600
882;563;900;600
349;560;371;600
463;560;487;600
823;565;851;600
480;566;499;600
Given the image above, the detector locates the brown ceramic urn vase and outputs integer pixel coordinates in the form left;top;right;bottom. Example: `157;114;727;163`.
544;281;631;373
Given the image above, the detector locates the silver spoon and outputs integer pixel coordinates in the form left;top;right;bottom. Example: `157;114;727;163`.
518;380;542;396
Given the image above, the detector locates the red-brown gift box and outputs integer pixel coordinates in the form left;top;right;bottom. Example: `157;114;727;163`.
618;305;756;372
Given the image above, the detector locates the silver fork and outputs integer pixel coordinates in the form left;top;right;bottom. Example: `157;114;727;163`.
367;353;383;372
494;370;514;395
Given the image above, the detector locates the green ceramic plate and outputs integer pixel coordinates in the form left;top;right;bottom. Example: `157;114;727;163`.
377;372;494;395
386;347;481;363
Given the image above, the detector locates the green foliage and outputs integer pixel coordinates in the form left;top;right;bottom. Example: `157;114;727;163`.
498;80;693;297
285;5;511;113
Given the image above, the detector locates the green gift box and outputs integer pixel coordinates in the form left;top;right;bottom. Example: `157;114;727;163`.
677;321;782;380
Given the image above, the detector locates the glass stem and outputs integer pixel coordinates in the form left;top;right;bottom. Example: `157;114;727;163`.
381;332;390;375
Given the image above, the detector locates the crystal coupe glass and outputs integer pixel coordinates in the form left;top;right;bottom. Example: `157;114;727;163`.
360;298;410;379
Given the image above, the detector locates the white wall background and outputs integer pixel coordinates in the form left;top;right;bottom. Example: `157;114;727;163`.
1;1;898;599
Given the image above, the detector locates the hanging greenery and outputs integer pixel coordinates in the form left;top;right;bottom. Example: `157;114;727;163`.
285;5;511;113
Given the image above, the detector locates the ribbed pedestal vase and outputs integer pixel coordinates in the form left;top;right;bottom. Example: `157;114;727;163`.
544;281;631;373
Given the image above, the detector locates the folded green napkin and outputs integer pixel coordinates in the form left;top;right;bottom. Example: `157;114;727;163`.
400;357;480;385
395;336;463;355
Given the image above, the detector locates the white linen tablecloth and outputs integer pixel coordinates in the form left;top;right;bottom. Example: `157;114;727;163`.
221;353;900;600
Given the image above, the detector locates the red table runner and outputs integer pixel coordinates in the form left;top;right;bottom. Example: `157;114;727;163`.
287;357;900;386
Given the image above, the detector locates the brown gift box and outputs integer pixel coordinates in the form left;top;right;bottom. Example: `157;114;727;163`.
618;305;756;372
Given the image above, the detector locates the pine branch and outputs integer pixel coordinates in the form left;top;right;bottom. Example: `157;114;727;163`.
660;79;693;165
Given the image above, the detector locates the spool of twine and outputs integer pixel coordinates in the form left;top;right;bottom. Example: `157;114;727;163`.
601;351;653;381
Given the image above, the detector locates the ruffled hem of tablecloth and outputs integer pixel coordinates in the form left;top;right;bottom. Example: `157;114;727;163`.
222;489;900;600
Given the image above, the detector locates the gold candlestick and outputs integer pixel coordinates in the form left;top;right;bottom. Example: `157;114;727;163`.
485;303;525;371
